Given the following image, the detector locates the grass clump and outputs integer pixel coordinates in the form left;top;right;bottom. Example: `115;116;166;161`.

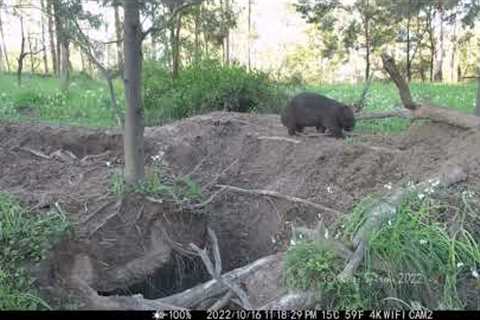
284;186;480;310
0;193;71;310
110;160;204;205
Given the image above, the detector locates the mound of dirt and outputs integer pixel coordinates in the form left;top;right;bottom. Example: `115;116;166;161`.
1;112;479;308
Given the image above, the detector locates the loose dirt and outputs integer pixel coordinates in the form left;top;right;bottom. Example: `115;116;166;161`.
1;112;479;308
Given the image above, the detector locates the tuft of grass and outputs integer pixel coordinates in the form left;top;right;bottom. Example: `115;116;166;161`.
284;186;480;310
0;192;71;310
110;160;204;204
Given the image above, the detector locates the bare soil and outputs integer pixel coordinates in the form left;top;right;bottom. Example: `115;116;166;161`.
1;112;480;308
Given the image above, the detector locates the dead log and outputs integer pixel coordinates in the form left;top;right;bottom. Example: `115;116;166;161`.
259;292;315;310
381;54;417;110
381;53;480;130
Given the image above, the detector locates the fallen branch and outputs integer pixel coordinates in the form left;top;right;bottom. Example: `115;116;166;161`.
19;147;50;160
356;110;411;121
381;54;417;110
257;136;301;144
190;187;226;210
259;292;315;310
217;184;343;216
190;228;253;309
81;151;112;163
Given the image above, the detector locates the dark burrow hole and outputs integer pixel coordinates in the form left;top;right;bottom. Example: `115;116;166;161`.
98;253;211;299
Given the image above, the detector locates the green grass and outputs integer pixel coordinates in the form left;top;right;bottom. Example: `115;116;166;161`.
307;81;477;134
284;186;480;310
0;193;71;310
0;72;476;135
0;73;120;128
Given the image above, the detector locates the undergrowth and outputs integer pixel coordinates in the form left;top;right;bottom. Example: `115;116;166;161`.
284;185;480;310
0;193;71;310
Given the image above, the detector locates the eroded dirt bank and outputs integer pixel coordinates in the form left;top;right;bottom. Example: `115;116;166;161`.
1;112;479;308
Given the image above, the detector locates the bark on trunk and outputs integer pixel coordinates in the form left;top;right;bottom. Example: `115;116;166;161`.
381;54;417;109
114;4;123;70
171;13;182;79
247;0;252;71
406;2;412;82
47;0;57;75
122;0;145;185
433;8;444;82
41;0;49;75
364;12;370;81
53;1;62;77
17;18;26;86
27;34;35;73
0;10;10;72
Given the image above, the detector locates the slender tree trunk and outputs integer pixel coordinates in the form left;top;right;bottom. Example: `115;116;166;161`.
28;34;35;73
41;0;49;75
122;0;145;185
17;17;26;86
247;0;252;71
53;0;62;77
363;10;370;81
47;0;57;75
475;68;480;116
427;8;434;82
0;10;10;72
60;40;70;91
194;6;200;63
434;8;444;82
406;1;412;82
114;4;123;69
171;13;182;79
225;0;230;65
450;12;458;82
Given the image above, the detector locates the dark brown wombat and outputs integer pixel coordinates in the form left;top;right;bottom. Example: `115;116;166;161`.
281;92;355;138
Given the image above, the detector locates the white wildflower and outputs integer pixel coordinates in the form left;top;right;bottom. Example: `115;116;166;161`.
419;239;427;245
327;186;333;194
271;237;276;244
418;193;425;200
471;268;479;279
456;262;464;268
106;161;112;167
388;219;393;226
384;183;392;190
290;239;296;246
324;229;329;239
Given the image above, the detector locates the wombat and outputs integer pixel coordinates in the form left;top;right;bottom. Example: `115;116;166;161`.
281;92;355;138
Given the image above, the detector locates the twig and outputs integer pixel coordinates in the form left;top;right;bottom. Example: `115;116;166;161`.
217;184;343;216
19;147;50;160
257;136;301;144
190;228;253;310
190;187;226;209
81;150;112;163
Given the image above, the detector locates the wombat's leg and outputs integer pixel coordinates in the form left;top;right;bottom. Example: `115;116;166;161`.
328;127;345;139
316;125;326;133
287;127;296;135
296;125;304;133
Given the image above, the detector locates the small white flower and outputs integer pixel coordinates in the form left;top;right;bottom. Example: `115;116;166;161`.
418;193;425;200
471;268;479;279
271;237;276;244
334;232;341;239
324;229;329;239
298;233;304;239
384;183;392;190
419;239;427;245
456;262;464;268
106;161;112;167
431;179;440;187
327;186;333;193
407;181;415;187
388;220;393;226
317;213;322;219
290;239;296;246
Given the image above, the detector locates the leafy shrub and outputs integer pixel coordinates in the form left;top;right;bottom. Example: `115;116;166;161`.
143;59;287;125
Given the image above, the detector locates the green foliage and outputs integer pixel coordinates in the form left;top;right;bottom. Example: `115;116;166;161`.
110;160;204;205
143;59;285;125
0;73;118;127
284;186;480;309
0;193;71;310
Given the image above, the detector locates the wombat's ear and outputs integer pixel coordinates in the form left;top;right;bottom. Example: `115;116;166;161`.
350;103;362;113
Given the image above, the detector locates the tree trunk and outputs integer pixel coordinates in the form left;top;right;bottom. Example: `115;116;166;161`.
17;17;26;86
0;10;10;72
60;41;70;91
363;1;371;81
433;8;444;82
475;69;480;116
247;0;252;71
114;4;123;69
406;1;412;82
122;0;145;185
41;0;49;75
171;13;182;79
450;12;458;82
28;34;35;73
47;0;57;75
53;0;62;78
194;6;200;63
